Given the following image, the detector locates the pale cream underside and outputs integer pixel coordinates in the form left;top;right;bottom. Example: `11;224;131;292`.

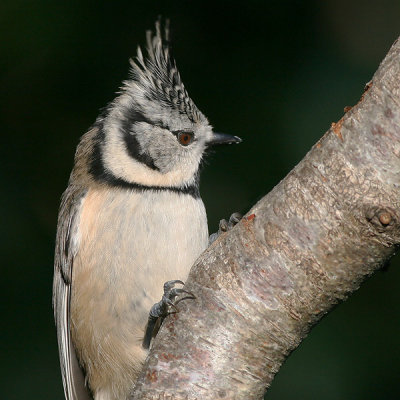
71;186;208;400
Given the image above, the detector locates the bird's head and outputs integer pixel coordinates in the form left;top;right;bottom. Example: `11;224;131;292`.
89;20;241;191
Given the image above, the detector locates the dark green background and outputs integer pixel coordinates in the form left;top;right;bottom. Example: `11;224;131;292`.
2;1;400;399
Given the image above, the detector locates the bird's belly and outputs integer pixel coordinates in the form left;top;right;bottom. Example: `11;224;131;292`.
70;187;208;398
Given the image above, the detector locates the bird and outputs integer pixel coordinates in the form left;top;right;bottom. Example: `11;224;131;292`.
53;20;241;400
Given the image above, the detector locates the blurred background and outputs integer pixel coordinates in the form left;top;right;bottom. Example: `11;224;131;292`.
1;0;400;399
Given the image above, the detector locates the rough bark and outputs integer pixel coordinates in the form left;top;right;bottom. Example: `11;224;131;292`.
130;37;400;400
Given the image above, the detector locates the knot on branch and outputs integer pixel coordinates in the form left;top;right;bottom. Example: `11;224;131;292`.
365;206;399;237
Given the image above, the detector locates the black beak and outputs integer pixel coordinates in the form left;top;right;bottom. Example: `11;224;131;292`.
207;132;242;146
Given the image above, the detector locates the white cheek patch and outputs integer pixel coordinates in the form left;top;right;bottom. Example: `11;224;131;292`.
102;123;199;188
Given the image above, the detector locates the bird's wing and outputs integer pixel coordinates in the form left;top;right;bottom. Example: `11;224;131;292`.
53;188;92;400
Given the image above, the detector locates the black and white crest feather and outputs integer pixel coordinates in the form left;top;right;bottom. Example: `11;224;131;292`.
127;20;201;123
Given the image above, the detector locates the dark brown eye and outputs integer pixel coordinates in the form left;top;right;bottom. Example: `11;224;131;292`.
177;131;194;146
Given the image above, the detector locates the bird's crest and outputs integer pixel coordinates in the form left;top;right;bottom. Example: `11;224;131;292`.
128;19;201;123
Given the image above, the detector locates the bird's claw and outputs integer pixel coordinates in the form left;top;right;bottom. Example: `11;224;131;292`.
142;279;195;349
209;212;242;244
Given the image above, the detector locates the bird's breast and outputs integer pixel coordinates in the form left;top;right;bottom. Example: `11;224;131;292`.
70;185;208;394
72;185;208;336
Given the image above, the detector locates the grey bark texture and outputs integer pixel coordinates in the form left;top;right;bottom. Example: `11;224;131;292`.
130;37;400;400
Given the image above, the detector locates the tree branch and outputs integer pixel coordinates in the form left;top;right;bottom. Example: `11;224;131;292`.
130;36;400;400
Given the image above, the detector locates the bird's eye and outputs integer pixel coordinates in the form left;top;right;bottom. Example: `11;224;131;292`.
177;131;194;146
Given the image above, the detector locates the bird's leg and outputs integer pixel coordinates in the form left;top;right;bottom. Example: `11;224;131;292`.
142;280;195;349
143;213;242;349
209;212;242;244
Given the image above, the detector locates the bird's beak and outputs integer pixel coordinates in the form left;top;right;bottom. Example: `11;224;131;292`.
207;132;242;146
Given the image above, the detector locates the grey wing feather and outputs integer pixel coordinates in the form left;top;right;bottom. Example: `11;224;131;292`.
53;188;92;400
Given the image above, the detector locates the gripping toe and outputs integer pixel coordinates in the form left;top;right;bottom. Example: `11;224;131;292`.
142;280;195;349
209;212;243;244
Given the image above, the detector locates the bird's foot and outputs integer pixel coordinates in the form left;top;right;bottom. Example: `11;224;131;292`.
209;212;242;244
142;280;195;349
